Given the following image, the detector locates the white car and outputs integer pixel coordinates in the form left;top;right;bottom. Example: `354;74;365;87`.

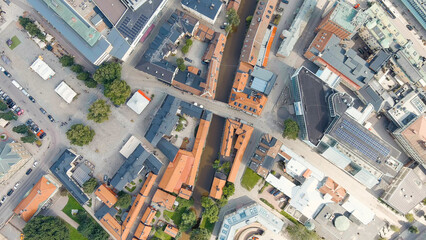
33;161;39;168
14;182;20;190
0;65;5;72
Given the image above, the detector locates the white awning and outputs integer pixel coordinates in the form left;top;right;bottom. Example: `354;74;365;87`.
30;57;55;80
126;90;151;114
55;81;76;104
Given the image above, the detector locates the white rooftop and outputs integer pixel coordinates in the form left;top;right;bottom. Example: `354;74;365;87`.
342;196;375;225
54;81;76;104
265;173;296;197
280;144;325;181
119;135;141;158
126;90;151;114
30;57;55;80
388;91;426;127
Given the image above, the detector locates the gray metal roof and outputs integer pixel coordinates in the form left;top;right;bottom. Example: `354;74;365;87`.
369;50;391;73
95;203;118;220
110;144;161;191
28;0;111;64
0;141;21;176
145;95;180;146
174;71;206;91
107;28;131;60
157;138;179;162
50;150;89;205
181;0;222;21
319;35;375;87
71;163;91;187
358;85;384;112
136;58;177;83
250;66;276;95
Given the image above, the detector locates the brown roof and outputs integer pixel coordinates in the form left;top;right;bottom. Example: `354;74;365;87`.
141;206;157;225
93;0;127;25
400;115;426;163
228;89;268;116
304;30;333;61
209;176;226;199
152;189;176;210
227;0;241;11
100;213;122;240
318;177;347;203
95;184;118;208
187;66;200;75
202;33;226;99
221;120;254;183
140;173;157;197
133;223;152;240
188;119;210;186
14;176;57;222
240;0;278;66
164;224;179;238
178;188;192;200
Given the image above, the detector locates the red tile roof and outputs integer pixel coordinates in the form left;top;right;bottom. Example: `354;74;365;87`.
14;176;57;222
95;184;118;208
140;206;157;225
209;176;226;199
164;224;179;238
133;223;152;240
152;189;177;210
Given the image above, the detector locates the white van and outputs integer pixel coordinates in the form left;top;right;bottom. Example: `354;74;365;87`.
11;80;23;90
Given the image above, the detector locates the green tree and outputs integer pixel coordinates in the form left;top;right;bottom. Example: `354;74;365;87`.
116;191;132;209
60;55;74;67
405;213;415;223
203;204;219;223
409;226;419;234
21;132;37;143
66;124;95;146
283;119;299;140
18;17;32;28
390;225;400;232
246;15;253;24
180;210;197;231
87;99;111;123
70;64;83;73
226;9;240;33
104;80;131;105
217;197;228;208
176;58;186;71
83;177;98;194
222;182;235;198
0;111;17;120
212;159;220;169
0;101;7;111
23;216;69;240
287;224;320;240
77;72;90;81
219;161;231;174
93;62;121;84
84;79;98;88
13;124;28;134
190;228;210;240
186;39;193;46
77;212;109;240
181;45;190;54
201;196;215;209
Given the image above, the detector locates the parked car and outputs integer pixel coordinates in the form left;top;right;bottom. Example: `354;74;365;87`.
14;182;20;190
3;71;11;78
17;109;24;115
13;107;21;114
39;132;46;139
28;96;36;103
184;57;193;63
406;25;413;31
47;115;54;122
358;48;364;54
273;190;281;196
0;196;6;203
282;0;289;4
39;108;47;114
7;189;14;196
270;188;277;194
33;161;39;168
37;129;44;137
0;65;5;72
26;119;33;126
31;124;40;133
7;102;15;109
26;168;33;175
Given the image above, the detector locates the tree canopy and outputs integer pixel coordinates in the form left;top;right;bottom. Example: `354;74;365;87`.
77;213;109;240
59;55;74;67
93;62;121;84
84;78;98;88
0;101;7;111
23;216;69;240
176;58;186;71
226;9;240;33
203;204;219;223
19;17;45;40
13;124;28;134
66;124;95;146
180;210;197;232
83;177;98;194
104;80;131;105
70;64;83;73
77;72;90;81
0;111;17;120
115;191;132;209
405;213;415;223
283;119;299;140
190;228;210;240
287;224;321;240
201;196;215;209
21;132;37;143
87;99;111;123
222;182;235;198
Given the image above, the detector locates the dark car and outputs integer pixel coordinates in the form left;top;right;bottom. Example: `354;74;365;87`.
7;102;15;108
47;115;54;122
26;119;33;126
39;132;46;139
39;108;47;114
28;96;36;103
7;189;14;196
406;25;414;31
282;0;289;4
31;124;39;133
358;48;364;54
26;168;32;175
3;71;11;78
184;57;193;63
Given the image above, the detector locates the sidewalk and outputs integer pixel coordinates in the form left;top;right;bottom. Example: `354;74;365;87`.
42;195;79;229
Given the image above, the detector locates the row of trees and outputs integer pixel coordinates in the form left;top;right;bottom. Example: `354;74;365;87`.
60;55;98;88
181;38;193;54
76;212;109;240
19;17;46;41
13;124;37;143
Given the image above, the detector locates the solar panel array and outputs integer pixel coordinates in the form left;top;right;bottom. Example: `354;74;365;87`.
334;118;391;162
117;15;149;43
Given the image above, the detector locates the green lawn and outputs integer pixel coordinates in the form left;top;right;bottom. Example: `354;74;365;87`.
65;223;87;240
153;228;172;240
8;36;21;50
199;216;215;233
62;194;86;223
241;168;261;190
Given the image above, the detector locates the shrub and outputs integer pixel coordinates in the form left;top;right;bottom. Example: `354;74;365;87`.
70;64;83;73
283;119;299;139
60;55;74;67
77;72;90;81
405;213;415;223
